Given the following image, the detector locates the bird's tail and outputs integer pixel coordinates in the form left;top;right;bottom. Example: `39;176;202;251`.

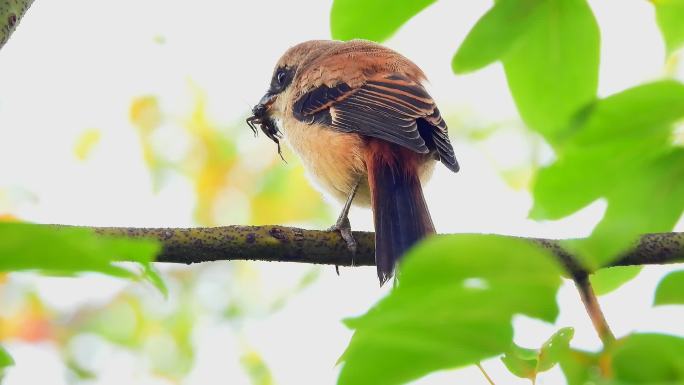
365;141;435;285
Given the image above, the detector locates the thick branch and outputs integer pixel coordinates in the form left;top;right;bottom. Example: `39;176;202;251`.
90;225;684;274
1;0;34;50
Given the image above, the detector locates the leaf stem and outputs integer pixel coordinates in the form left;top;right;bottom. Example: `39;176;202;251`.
476;362;497;385
574;274;615;346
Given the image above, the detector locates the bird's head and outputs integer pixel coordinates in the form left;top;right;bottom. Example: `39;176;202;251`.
253;40;341;119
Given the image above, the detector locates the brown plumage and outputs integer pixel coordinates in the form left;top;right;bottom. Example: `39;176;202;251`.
249;40;458;284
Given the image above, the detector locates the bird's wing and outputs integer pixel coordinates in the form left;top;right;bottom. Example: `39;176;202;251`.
292;73;458;172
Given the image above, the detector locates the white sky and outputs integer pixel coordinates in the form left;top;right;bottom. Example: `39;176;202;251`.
0;0;682;384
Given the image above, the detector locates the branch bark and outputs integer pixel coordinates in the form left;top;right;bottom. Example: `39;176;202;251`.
1;0;34;50
88;225;684;274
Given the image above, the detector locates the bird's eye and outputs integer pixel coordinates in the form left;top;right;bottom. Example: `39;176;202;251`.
276;70;286;85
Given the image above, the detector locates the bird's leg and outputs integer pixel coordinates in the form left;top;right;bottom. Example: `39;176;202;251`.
329;178;360;256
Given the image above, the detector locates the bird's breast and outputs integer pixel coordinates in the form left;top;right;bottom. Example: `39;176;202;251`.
278;117;438;208
280;118;371;206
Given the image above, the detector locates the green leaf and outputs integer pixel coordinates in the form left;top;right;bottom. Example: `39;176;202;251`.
501;327;574;380
503;0;600;141
337;234;562;385
501;347;538;379
531;80;684;219
654;270;684;305
653;0;684;55
590;266;642;296
569;80;684;145
558;349;600;385
531;81;684;221
568;149;684;268
0;223;161;286
330;0;434;42
143;264;168;298
612;333;684;383
452;0;545;74
0;345;14;372
531;132;669;221
537;327;574;371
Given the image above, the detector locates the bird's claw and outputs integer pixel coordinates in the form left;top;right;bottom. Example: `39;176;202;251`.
329;216;357;255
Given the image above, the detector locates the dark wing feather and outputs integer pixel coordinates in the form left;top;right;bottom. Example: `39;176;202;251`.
292;74;459;172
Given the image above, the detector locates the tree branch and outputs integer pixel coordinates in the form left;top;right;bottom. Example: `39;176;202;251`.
1;0;34;50
87;225;684;274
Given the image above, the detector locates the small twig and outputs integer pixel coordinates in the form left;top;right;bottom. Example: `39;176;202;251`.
574;274;615;346
476;362;496;385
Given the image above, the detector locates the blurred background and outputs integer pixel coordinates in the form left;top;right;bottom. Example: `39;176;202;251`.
0;0;682;384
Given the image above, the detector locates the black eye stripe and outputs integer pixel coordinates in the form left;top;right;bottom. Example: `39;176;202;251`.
269;66;295;94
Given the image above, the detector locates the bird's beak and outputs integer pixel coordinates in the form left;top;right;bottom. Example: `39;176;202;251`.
259;92;277;107
253;92;277;116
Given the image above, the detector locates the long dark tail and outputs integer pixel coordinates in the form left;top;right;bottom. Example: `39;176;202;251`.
366;141;435;285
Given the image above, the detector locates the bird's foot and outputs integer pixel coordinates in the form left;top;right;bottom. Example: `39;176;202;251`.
328;216;357;256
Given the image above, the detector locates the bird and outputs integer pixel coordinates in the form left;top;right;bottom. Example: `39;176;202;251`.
249;39;458;285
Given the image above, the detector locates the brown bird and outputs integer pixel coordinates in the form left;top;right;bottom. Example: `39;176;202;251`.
249;40;458;284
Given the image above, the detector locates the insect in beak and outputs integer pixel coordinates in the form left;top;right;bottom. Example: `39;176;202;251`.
246;93;286;162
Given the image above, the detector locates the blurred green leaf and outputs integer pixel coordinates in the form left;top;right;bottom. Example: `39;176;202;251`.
612;333;684;383
65;358;96;381
532;81;684;220
590;266;642;296
501;327;574;380
241;350;275;385
568;149;684;268
0;223;161;284
654;270;684;305
151;300;196;378
338;235;562;385
146;332;193;379
653;0;684;55
142;264;168;298
80;292;196;379
531;81;684;268
503;0;599;141
558;349;600;385
570;81;684;145
452;0;544;73
531;130;670;221
537;327;574;371
84;297;143;347
0;345;14;371
252;164;332;226
330;0;434;41
73;128;101;161
501;347;538;379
